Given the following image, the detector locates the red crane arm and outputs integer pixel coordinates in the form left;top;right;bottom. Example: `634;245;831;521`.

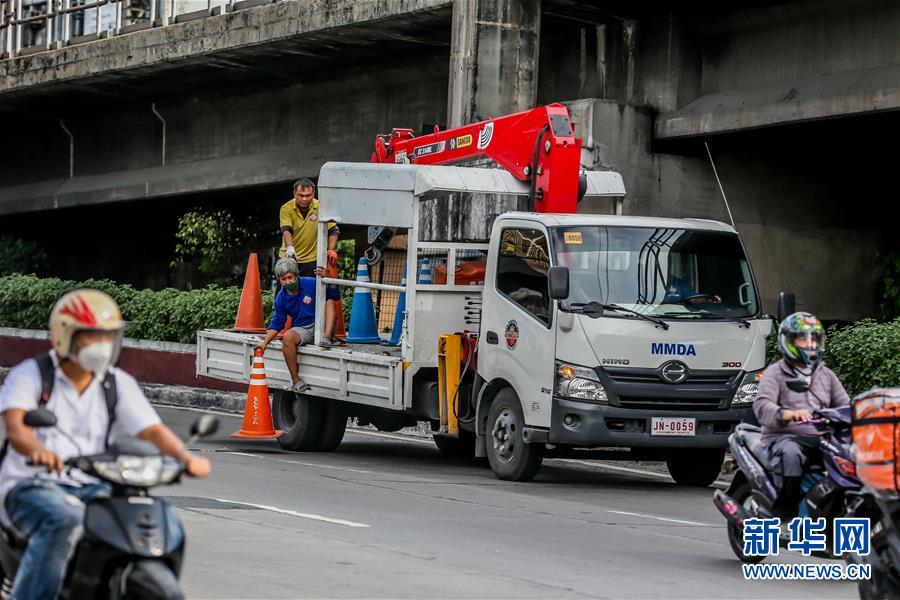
371;103;584;214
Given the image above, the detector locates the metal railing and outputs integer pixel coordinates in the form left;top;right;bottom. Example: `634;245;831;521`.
0;0;256;58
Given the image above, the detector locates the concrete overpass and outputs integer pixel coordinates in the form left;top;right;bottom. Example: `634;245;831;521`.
1;0;897;319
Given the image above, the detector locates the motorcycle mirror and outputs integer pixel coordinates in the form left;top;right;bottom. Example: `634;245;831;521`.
190;415;219;438
777;291;796;323
23;408;57;428
786;378;810;393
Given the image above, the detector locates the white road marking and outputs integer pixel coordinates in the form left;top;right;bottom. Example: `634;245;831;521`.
553;458;670;478
223;451;372;474
213;498;370;528
604;509;716;527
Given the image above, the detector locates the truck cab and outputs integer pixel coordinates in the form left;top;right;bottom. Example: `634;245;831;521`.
476;213;771;484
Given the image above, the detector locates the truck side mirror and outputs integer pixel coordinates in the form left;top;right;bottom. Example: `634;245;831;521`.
548;266;569;300
777;292;796;323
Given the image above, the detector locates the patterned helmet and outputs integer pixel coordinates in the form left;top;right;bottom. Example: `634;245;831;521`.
49;289;125;359
778;311;825;367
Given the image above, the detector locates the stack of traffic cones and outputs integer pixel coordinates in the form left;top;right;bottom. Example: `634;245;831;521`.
346;258;381;343
230;349;283;439
419;257;432;284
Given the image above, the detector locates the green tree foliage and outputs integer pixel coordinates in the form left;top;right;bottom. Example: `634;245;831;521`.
172;209;252;285
336;239;356;324
879;249;900;320
0;237;48;276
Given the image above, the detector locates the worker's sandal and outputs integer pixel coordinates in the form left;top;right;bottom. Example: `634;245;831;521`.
290;379;311;393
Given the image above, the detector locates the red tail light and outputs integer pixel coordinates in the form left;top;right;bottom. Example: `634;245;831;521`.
834;456;857;477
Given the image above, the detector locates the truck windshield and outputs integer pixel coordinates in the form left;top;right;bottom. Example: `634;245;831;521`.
550;226;759;319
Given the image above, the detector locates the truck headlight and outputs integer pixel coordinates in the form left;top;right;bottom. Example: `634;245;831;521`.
732;371;763;405
555;362;607;403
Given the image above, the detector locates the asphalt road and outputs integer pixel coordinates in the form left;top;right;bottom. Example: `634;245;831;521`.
160;406;856;599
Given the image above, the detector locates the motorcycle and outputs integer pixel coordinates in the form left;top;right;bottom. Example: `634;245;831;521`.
847;387;900;599
849;489;900;599
712;405;874;562
0;407;217;599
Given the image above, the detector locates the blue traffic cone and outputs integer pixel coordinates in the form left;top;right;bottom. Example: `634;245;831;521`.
419;257;432;284
385;266;407;346
346;258;382;343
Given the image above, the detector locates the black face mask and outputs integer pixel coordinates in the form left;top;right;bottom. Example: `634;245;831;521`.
786;377;811;393
785;362;819;392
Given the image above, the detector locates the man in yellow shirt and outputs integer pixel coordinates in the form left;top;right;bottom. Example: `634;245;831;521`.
280;178;339;276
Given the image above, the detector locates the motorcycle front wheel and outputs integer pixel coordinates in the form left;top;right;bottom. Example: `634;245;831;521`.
112;559;184;600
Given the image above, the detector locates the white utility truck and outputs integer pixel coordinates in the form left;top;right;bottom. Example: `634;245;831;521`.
196;161;771;485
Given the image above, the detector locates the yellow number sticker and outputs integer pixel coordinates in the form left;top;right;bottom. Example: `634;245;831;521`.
564;231;582;244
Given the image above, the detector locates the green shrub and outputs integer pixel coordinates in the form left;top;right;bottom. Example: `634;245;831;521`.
0;274;274;344
827;319;900;396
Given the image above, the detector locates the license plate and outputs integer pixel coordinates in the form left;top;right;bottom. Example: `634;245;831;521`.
650;416;696;436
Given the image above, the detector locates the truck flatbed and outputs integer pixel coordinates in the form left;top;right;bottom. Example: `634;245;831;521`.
197;329;404;409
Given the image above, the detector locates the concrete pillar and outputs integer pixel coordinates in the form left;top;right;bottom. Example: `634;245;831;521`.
426;0;541;241
447;0;541;126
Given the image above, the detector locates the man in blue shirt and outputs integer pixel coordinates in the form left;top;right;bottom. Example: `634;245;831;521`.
662;274;721;305
256;258;340;392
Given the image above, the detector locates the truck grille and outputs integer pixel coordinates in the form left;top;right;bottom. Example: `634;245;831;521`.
605;368;739;386
616;396;724;411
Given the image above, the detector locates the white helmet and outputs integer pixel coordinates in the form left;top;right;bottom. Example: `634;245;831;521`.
50;290;125;369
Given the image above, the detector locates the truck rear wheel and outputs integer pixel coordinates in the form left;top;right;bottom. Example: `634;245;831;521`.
315;402;348;452
666;448;724;487
486;389;543;481
272;390;323;451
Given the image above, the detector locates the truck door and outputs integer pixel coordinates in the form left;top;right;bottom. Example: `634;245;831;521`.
480;224;556;428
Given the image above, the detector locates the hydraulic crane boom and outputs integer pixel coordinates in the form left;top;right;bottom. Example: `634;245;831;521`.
371;103;585;214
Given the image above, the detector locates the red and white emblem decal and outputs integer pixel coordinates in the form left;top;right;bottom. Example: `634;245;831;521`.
303;295;312;305
504;320;519;350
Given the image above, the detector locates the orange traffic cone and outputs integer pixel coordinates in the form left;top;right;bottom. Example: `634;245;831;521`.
230;349;283;439
329;263;347;339
232;253;266;333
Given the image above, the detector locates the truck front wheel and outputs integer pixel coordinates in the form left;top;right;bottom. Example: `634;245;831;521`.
272;390;323;451
486;389;543;481
666;448;725;487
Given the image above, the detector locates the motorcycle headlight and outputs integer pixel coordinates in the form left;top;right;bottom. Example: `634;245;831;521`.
93;455;182;487
555;362;608;403
731;371;763;405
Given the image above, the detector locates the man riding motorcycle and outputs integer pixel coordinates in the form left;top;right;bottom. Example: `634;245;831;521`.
753;311;850;520
0;289;211;600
